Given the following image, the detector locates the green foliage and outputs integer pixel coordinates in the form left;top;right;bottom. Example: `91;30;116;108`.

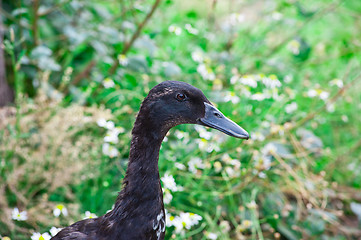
1;0;361;239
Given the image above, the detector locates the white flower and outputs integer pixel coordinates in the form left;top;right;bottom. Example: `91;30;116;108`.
319;91;329;100
191;51;204;63
307;89;318;97
97;119;115;130
102;143;119;158
194;125;213;140
166;212;176;227
118;54;128;66
49;227;62;237
224;91;240;104
254;155;271;171
262;75;281;88
161;173;179;192
230;75;239;84
207;232;218;240
166;212;202;232
222;154;241;166
285;102;298;114
11;207;27;221
104;128;124;144
197;64;215;81
53;204;68;217
83;211;97;219
31;232;51;240
197;138;220;153
105;121;115;130
104;133;118;143
97;118;107;127
251;131;265;141
329;79;343;88
225;166;240;177
185;24;199;35
251;93;267;101
307;89;329;101
188;157;205;174
171;216;184;233
258;171;267;178
179;212;202;229
262;143;277;156
228;13;245;25
163;189;173;204
326;103;335;112
284;74;293;83
246;201;257;209
287;40;300;55
341;115;349;122
174;162;186;170
102;78;115;88
239;75;257;88
168;25;182;35
174;130;189;141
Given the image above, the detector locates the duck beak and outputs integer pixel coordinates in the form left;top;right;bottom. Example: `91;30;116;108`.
198;102;249;139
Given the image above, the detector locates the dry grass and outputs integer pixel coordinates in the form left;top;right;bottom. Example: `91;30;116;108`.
0;98;112;234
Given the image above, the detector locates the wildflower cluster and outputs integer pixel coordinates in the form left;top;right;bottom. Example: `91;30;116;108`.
166;211;202;235
161;173;183;204
168;23;199;36
97;118;124;158
221;154;242;178
190;50;216;81
194;125;224;153
230;73;282;102
306;88;330;101
31;227;62;240
231;73;281;89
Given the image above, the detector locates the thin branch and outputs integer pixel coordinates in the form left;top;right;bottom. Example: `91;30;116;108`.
65;0;162;93
38;0;72;17
0;0;15;106
0;8;30;29
32;0;39;46
108;0;162;75
63;60;96;95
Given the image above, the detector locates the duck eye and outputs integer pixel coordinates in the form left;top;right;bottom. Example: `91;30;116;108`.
176;93;186;101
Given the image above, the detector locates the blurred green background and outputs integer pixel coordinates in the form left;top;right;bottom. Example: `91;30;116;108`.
1;0;361;239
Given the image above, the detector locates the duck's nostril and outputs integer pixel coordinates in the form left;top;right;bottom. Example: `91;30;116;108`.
214;112;222;118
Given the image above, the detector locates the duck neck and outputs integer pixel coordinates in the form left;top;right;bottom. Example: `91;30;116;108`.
113;122;166;217
124;130;164;198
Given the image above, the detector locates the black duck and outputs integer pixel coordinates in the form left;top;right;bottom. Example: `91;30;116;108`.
52;81;249;240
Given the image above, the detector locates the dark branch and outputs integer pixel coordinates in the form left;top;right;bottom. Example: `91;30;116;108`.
0;0;15;106
108;0;162;75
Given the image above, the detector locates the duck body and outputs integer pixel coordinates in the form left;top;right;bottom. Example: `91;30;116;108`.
52;81;248;240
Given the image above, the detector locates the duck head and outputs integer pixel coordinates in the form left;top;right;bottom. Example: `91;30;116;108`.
134;81;249;140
